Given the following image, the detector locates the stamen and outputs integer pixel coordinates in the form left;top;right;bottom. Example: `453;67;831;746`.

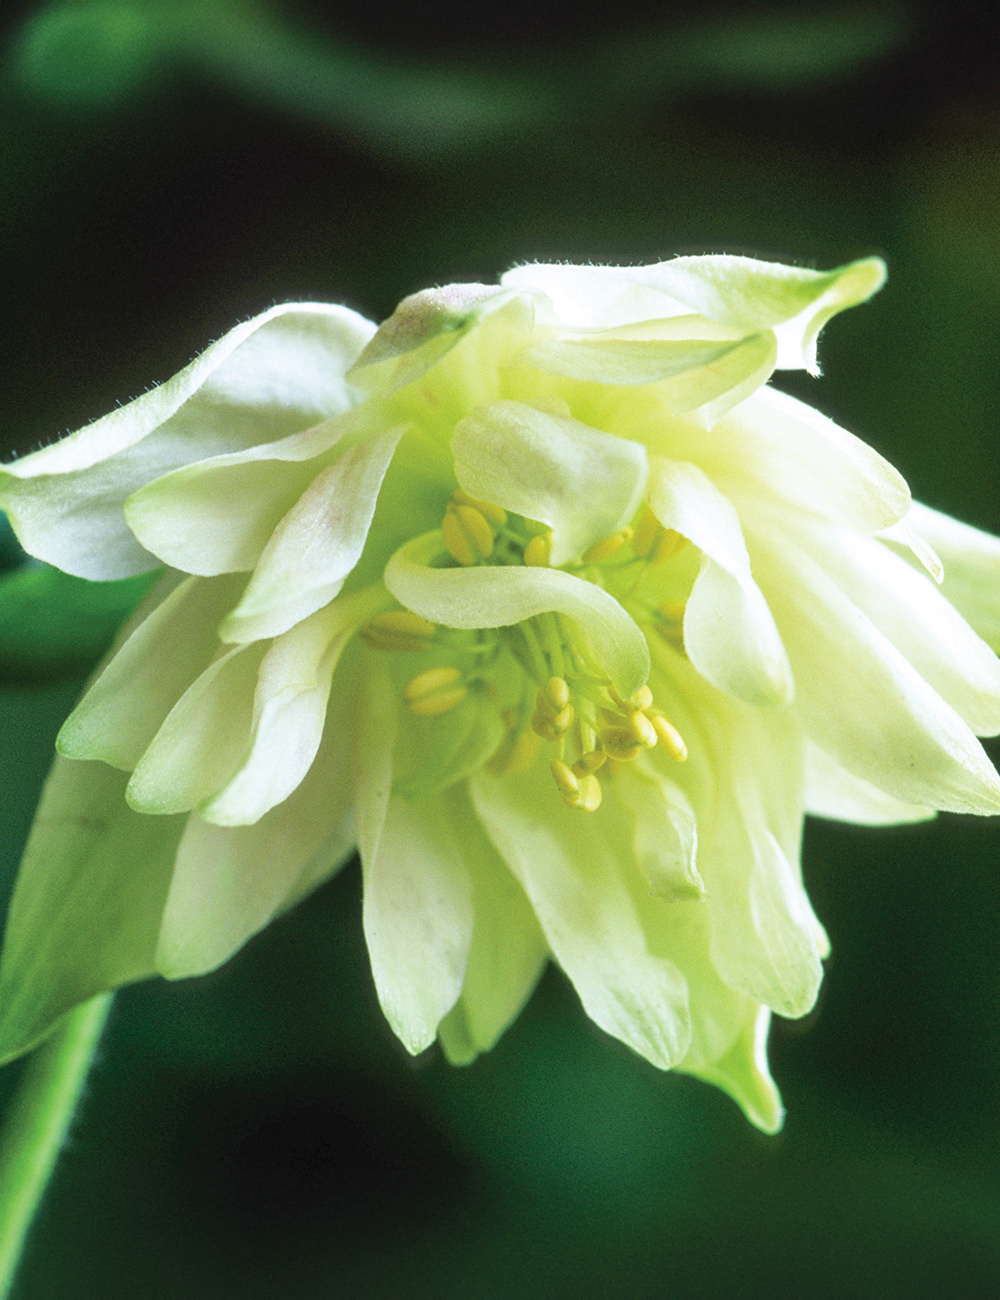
550;759;580;797
488;724;541;776
404;665;468;716
582;526;634;564
442;502;496;566
651;527;687;565
573;750;606;776
361;609;437;652
631;508;662;559
648;711;688;761
523;532;552;567
626;709;658;748
451;489;507;526
654;599;687;650
565;772;602;812
599;727;643;762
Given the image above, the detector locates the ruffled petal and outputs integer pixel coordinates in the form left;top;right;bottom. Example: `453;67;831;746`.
646;456;792;707
58;572;246;770
754;536;1000;814
0;304;376;579
202;589;388;826
804;741;935;826
470;767;692;1070
906;501;1000;652
385;531;650;697
155;683;359;978
451;400;647;565
0;757;185;1064
123;415;354;576
361;790;475;1055
220;426;406;643
436;786;549;1065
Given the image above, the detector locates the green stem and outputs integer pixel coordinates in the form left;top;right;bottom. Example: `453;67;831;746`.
0;994;112;1298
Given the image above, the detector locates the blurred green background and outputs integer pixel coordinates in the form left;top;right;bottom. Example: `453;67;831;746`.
2;0;1000;1295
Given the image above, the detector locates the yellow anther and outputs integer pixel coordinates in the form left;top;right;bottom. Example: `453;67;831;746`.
627;709;659;748
361;609;437;652
523;532;552;567
451;489;507;527
651;527;688;565
600;728;643;762
629;684;653;711
442;503;495;566
630;509;661;559
404;665;468;716
545;676;571;712
550;759;580;797
573;750;607;776
649;712;688;761
582;526;634;564
565;772;602;812
655;599;687;650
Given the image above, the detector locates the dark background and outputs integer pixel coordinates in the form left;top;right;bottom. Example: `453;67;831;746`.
2;1;1000;1295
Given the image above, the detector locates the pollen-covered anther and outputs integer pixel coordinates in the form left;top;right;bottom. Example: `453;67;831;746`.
441;502;496;566
451;488;507;527
550;759;580;797
599;727;643;762
403;665;468;716
361;609;438;652
626;709;658;748
572;749;606;776
523;532;552;567
582;526;634;564
631;508;688;565
648;711;688;762
565;772;602;812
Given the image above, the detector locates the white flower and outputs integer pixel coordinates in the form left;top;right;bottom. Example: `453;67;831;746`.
3;254;1000;1132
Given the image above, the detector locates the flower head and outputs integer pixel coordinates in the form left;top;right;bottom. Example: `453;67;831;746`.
4;253;1000;1131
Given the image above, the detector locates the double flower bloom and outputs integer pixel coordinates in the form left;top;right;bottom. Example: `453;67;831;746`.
3;254;1000;1130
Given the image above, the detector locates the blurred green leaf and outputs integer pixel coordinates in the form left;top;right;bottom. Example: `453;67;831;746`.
0;562;159;684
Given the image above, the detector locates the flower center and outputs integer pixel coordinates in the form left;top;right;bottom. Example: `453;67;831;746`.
361;490;690;811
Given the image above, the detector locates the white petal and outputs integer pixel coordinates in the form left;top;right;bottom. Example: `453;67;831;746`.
362;791;475;1055
615;765;704;900
123;415;353;575
203;589;388;826
0;304;376;579
804;741;935;825
501;262;689;328
58;572;245;770
906;501;1000;652
220;426;405;643
385;531;650;697
451;400;647;564
155;690;359;978
125;640;269;815
646;456;792;706
755;538;1000;814
471;768;692;1070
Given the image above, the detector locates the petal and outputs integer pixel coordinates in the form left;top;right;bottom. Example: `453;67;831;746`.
392;687;506;802
123;414;353;576
804;741;935;825
651;385;911;534
0;303;376;579
57;572;246;770
155;684;359;978
220;426;406;643
906;501;1000;652
361;790;475;1055
615;764;705;900
451;400;648;564
646;456;793;707
470;767;692;1070
436;786;549;1065
501;262;690;329
754;537;1000;814
682;1006;784;1135
385;531;650;697
125;640;270;815
0;757;185;1064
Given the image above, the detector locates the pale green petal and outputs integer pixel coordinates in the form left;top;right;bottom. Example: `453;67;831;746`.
646;456;792;707
362;791;475;1055
470;768;692;1070
58;572;245;770
878;515;943;583
385;531;650;696
0;304;375;579
682;1007;784;1135
123;415;353;575
0;757;184;1064
125;641;269;815
436;786;548;1065
633;254;886;374
451;400;647;564
906;501;1000;652
804;742;935;826
352;656;398;872
393;688;506;801
615;765;704;901
202;589;388;826
755;537;1000;814
220;427;405;643
648;386;910;534
155;680;359;978
501;262;687;328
